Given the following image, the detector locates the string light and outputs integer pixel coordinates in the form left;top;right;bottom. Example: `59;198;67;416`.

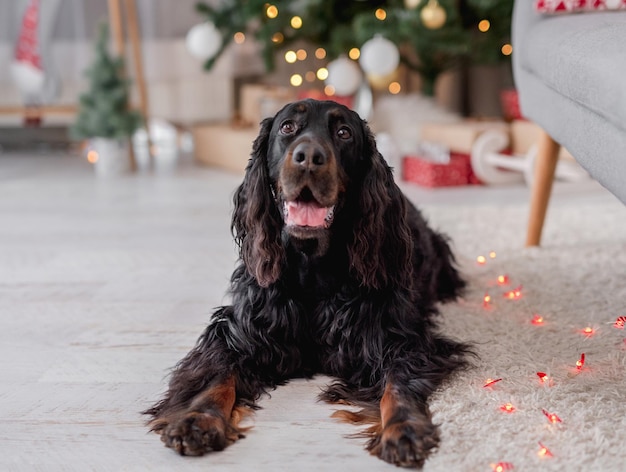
613;316;626;329
490;462;514;472
531;314;544;325
388;81;401;94
503;286;522;300
324;85;336;96
316;67;329;80
375;8;387;20
483;378;502;388
349;47;360;60
500;402;516;413
538;442;553;458
296;49;307;60
87;150;99;164
315;47;327;59
580;326;596;337
576;353;585;370
542;408;562;424
233;32;246;44
501;43;513;56
285;50;297;63
483;293;492;308
476;255;487;265
290;74;303;87
271;32;284;44
536;372;550;384
489;251;497;259
305;71;316;82
478;19;491;32
290;16;302;29
266;4;279;19
497;274;509;285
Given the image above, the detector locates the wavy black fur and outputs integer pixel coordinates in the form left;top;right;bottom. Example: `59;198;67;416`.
144;99;471;468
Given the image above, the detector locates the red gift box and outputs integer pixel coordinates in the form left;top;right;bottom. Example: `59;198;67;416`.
500;88;523;121
402;153;473;188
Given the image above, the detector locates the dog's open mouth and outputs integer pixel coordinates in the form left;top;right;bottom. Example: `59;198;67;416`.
282;188;335;229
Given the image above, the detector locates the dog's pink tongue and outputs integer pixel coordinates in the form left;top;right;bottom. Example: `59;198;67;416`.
286;201;328;227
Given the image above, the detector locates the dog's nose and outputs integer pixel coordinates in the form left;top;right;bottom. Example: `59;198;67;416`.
292;141;328;169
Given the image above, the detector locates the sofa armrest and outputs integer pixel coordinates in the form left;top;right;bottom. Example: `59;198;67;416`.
512;1;543;86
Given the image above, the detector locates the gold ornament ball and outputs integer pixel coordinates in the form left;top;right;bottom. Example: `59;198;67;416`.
404;0;422;9
367;70;398;91
420;0;446;30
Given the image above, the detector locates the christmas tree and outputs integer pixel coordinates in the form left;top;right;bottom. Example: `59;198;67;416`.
193;0;513;96
71;23;143;140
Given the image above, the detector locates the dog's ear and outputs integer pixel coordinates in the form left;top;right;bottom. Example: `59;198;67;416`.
347;125;413;290
232;117;285;287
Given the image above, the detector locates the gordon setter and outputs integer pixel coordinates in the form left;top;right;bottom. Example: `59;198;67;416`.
144;99;470;468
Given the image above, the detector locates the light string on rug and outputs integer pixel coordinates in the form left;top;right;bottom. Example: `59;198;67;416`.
473;251;626;470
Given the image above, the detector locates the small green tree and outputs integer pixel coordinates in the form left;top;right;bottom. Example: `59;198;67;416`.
71;23;142;140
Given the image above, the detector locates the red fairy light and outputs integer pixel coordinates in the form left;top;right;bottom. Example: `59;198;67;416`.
580;326;596;336
531;314;544;325
490;462;514;472
503;285;522;300
500;402;516;413
483;378;502;388
538;442;553;458
536;372;550;384
483;293;492;307
542;408;562;424
497;274;510;285
576;353;585;370
614;316;626;329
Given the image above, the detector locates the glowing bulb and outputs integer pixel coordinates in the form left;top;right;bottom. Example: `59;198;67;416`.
500;403;516;413
266;4;278;19
271;32;284;43
536;372;551;384
305;71;316;82
290;74;303;87
290;16;302;29
503;286;522;300
388;81;401;95
483;293;491;307
501;43;513;56
531;314;544;325
315;48;327;59
497;274;509;285
296;49;307;61
576;353;585;370
349;47;360;60
538;442;553;458
233;32;246;44
542;408;562;424
324;85;335;96
375;8;387;20
285;50;297;63
87;150;99;164
316;67;329;80
477;255;487;265
614;316;626;329
490;462;514;472
478;19;490;32
580;326;596;336
489;251;497;259
483;378;502;388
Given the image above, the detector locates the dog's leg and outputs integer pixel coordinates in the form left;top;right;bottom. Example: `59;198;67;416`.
149;375;244;456
367;381;440;468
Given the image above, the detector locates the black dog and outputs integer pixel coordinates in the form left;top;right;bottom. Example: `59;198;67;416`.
144;99;470;468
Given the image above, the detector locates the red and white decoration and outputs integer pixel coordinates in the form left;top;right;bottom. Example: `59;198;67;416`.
10;0;46;96
535;0;626;13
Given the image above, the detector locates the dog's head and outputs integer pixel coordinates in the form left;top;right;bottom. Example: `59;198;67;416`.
233;99;412;289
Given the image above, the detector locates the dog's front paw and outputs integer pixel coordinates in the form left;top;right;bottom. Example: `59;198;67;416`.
368;420;440;468
159;411;231;456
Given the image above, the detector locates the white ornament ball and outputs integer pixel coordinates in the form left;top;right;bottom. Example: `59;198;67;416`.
186;22;222;60
326;57;363;96
359;35;400;77
404;0;422;9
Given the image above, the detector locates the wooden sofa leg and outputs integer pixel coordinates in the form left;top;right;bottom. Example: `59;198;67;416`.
526;130;561;247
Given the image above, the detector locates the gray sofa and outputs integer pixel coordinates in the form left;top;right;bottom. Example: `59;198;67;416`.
512;2;626;245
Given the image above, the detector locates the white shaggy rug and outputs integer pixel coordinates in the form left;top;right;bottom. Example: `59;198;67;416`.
421;196;626;472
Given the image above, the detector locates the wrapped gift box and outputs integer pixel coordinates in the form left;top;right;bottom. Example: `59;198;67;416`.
240;84;295;125
420;120;509;154
192;123;259;174
402;153;472;188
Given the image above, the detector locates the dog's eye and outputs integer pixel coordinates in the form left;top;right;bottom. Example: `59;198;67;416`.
280;120;297;135
337;126;352;140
